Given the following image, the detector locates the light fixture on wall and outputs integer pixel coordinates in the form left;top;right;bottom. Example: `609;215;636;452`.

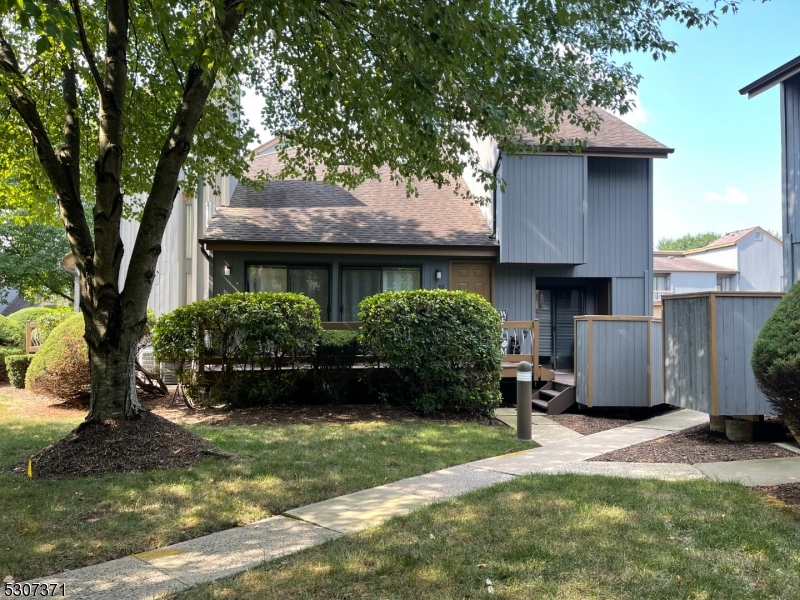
435;269;442;281
223;264;231;276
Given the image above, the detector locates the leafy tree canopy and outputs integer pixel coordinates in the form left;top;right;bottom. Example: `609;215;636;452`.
0;0;735;423
657;232;721;251
0;211;73;303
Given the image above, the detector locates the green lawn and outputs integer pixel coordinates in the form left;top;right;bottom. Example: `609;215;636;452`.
0;392;530;581
177;475;800;600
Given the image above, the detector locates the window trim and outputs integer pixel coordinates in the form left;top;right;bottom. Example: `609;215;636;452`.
245;262;332;320
339;264;423;320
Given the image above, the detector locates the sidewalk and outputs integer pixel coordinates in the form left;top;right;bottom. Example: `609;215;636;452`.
24;408;800;599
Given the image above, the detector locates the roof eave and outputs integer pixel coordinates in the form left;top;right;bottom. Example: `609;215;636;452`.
505;144;674;158
740;55;800;99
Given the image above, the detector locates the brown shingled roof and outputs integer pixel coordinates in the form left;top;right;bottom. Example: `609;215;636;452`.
653;256;737;274
518;106;672;156
688;226;781;252
203;153;497;248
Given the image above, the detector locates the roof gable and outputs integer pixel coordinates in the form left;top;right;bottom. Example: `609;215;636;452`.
685;226;781;254
203;153;496;248
740;54;800;98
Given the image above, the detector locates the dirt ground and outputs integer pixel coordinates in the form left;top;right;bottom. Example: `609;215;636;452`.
544;405;677;435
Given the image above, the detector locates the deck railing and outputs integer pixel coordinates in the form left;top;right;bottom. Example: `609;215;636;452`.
653;290;672;302
25;321;41;354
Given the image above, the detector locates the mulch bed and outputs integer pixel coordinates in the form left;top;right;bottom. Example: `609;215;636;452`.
11;412;214;479
754;483;800;508
591;417;799;464
545;405;678;436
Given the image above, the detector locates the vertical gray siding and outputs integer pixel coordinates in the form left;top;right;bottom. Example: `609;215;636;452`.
575;319;589;404
663;297;712;411
715;296;780;415
500;155;586;264
612;277;646;315
495;264;534;320
651;321;663;405
589;320;649;407
782;75;800;286
737;234;783;291
212;250;450;320
671;272;717;294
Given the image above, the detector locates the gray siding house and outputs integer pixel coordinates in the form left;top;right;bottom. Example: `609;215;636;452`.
201;108;672;370
741;55;800;288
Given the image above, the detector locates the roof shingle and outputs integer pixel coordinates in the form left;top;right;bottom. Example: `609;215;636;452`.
653;256;737;274
203;154;496;248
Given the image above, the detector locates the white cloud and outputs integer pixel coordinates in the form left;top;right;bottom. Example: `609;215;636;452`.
614;91;648;127
705;187;748;205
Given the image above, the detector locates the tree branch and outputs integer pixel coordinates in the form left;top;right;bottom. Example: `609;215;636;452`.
0;28;94;275
61;62;80;198
69;0;104;93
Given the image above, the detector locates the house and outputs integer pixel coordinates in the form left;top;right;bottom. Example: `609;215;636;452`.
200;107;672;371
651;253;737;318
651;227;783;316
740;54;800;289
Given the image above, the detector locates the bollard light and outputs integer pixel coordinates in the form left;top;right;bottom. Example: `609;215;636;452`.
516;361;533;441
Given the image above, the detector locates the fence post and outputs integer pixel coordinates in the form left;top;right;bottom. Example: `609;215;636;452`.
516;361;532;441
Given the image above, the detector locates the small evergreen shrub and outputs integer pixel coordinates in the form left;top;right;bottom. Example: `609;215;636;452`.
359;289;502;415
6;306;54;327
311;330;360;403
153;292;322;405
0;314;24;348
25;313;90;400
752;282;800;438
36;307;74;344
5;354;33;388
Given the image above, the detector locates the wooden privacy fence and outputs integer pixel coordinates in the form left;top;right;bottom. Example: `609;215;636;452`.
663;291;783;417
575;316;663;408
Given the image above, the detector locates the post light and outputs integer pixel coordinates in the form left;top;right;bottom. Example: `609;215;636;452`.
516;361;532;441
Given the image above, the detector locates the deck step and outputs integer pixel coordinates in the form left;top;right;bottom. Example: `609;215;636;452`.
531;381;577;415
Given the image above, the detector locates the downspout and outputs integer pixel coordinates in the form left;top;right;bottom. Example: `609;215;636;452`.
492;150;502;239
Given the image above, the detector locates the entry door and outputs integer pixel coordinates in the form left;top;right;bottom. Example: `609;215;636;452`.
537;288;584;369
450;261;493;303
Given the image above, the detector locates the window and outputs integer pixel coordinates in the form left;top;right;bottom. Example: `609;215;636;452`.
717;276;733;291
247;265;330;319
755;231;763;241
653;275;670;291
341;266;422;321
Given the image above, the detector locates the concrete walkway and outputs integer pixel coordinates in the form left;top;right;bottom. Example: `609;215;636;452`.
23;408;800;599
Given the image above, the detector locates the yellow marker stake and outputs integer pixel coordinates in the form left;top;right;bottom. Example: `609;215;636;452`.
27;459;32;478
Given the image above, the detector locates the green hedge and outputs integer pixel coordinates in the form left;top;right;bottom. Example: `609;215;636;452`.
25;313;90;400
0;314;24;348
359;289;502;415
5;354;33;388
153;292;322;405
311;330;360;403
6;306;56;327
752;281;800;437
36;307;74;344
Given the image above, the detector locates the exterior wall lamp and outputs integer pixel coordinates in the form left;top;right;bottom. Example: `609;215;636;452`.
223;264;231;276
435;269;442;281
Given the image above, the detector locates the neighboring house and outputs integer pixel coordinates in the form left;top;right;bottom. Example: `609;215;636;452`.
0;288;30;316
651;253;737;318
201;108;672;370
740;55;800;289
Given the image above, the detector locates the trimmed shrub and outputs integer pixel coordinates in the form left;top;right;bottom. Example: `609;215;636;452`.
6;306;54;327
36;307;74;344
0;346;20;382
359;289;502;415
5;354;33;388
311;330;360;403
0;314;24;348
25;313;90;401
752;281;800;438
153;292;322;405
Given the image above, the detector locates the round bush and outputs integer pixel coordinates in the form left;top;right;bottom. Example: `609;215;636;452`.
0;314;24;348
25;313;90;401
752;281;800;438
36;307;75;344
6;306;56;327
359;289;502;415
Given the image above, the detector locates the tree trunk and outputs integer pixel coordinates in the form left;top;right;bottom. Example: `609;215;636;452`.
84;311;146;422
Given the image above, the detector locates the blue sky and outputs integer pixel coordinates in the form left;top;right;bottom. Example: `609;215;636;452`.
242;1;798;245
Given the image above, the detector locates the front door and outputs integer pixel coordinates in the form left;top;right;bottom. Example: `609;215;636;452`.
536;288;584;369
450;261;493;303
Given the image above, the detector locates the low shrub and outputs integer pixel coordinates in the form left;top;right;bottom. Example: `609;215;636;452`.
5;354;33;388
0;314;24;348
752;281;800;438
6;306;55;327
36;307;74;344
0;347;20;382
25;313;90;400
311;330;360;403
359;289;502;415
153;292;322;405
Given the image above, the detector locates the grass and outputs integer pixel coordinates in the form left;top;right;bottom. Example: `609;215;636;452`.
0;392;530;581
175;475;800;600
